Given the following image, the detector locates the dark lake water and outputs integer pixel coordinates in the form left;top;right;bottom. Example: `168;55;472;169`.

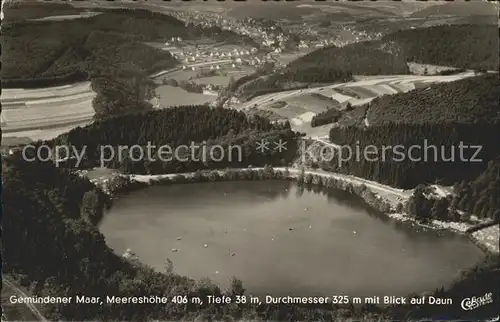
100;180;485;297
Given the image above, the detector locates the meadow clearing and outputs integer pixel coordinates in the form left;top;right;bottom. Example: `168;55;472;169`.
153;85;217;108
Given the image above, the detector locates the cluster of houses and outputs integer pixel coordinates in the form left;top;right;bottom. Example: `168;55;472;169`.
174;47;258;61
170;11;294;53
163;42;275;71
337;25;384;44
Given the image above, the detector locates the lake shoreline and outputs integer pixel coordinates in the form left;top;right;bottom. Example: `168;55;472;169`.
83;166;498;255
99;173;489;301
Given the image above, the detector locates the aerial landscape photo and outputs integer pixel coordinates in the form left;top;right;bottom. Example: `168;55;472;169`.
1;0;499;321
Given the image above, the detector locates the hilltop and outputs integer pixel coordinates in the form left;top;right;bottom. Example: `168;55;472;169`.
291;24;498;74
288;40;410;76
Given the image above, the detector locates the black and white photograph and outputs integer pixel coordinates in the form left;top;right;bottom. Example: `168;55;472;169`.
1;0;499;321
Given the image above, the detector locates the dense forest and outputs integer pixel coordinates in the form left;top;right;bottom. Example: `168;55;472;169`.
286;41;410;76
451;158;500;222
366;74;500;125
89;63;157;120
311;107;344;127
3;156;499;321
325;122;500;189
384;24;498;71
42;106;298;173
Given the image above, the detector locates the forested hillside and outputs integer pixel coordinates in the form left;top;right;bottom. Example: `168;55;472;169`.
1;8;256;83
383;24;498;70
293;24;498;75
326;122;500;189
45;106;297;173
366;74;500;125
452;158;500;221
89;64;157;120
286;41;410;76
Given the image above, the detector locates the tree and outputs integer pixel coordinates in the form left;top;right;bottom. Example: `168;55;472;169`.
431;198;450;221
263;164;274;179
448;205;461;221
493;209;500;222
91;65;154;119
80;190;102;225
297;167;306;184
164;258;174;274
396;202;404;213
228;277;245;296
283;167;290;178
408;186;431;220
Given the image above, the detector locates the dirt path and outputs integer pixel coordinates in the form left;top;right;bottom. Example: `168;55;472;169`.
3;278;48;322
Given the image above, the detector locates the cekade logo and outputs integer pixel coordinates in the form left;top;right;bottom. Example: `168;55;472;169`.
460;292;494;311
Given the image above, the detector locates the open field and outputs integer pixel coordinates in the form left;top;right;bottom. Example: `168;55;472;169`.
1;82;95;145
152;65;254;84
231;72;476;136
153;69;199;83
192;72;252;87
154;85;216;107
193;68;255;86
407;62;466;75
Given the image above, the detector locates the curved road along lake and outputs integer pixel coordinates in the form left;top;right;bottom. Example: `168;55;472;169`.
100;181;485;297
